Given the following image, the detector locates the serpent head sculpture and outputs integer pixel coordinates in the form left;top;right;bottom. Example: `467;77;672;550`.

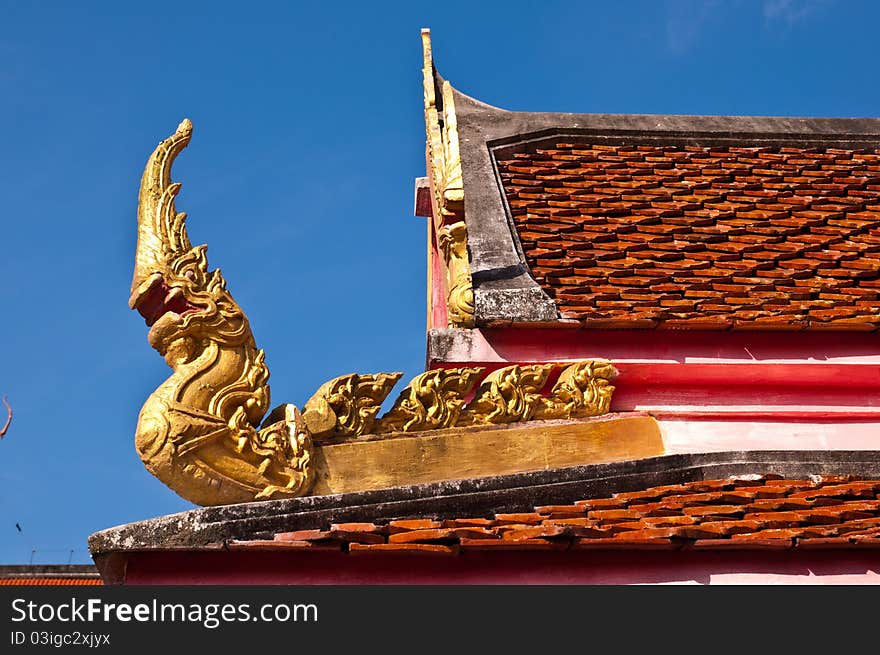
130;120;312;505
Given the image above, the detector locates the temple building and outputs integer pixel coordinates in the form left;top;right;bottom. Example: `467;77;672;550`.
89;30;880;584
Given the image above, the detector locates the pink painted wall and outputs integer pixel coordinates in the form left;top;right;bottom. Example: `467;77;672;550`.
428;222;447;330
659;418;880;453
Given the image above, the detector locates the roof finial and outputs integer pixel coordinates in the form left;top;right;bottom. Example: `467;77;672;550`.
421;29;433;80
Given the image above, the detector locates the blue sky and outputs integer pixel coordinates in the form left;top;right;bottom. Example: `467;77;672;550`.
1;0;878;564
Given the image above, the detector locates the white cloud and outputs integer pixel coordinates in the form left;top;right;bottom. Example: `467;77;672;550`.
664;0;724;56
763;0;828;23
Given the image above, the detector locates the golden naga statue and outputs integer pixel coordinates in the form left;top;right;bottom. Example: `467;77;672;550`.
130;121;621;507
130;120;312;506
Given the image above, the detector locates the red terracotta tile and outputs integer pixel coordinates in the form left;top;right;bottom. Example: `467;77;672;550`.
611;527;682;540
494;512;547;525
274;529;333;542
742;511;804;527
658;317;733;329
587;509;642;522
330;522;386;534
444;518;497;528
684;520;764;538
834;517;880;534
386;519;443;533
732;529;800;541
534;504;586;518
459;538;568;551
632;502;685;517
827;500;880;512
495;523;541;535
388;528;456;544
227;540;341;552
329;532;386;545
741;485;793;500
450;527;499;540
541;518;608;536
639;516;698;528
605;521;645;534
328;523;387;544
679;480;735;492
797;508;874;524
348;543;459;556
502;525;569;541
612;488;677;502
681;505;746;518
574;497;629;511
662;491;756;505
764;480;814;490
497;142;880;329
541;517;599;527
746;498;813;512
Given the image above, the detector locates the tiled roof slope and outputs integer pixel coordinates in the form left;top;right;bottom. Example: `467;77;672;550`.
497;143;880;330
0;577;102;586
229;474;880;553
0;566;102;585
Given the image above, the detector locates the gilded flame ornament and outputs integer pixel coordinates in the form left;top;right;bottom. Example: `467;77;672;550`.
302;373;403;442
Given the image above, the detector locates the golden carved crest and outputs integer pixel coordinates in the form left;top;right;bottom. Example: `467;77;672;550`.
459;365;556;425
535;360;617;419
375;367;484;433
298;361;618;441
422;29;474;328
302;373;403;442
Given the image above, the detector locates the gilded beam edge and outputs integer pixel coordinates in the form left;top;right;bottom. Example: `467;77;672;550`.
422;30;475;328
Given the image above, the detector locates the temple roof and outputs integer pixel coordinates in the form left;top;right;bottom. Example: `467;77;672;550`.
427;35;880;330
89;32;880;585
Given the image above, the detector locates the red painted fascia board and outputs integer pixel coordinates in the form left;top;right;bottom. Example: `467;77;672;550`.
428;327;880;417
430;328;880;366
114;550;880;585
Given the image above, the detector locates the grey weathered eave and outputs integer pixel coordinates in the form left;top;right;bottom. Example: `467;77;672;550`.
454;87;559;325
451;82;880;327
89;449;880;554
